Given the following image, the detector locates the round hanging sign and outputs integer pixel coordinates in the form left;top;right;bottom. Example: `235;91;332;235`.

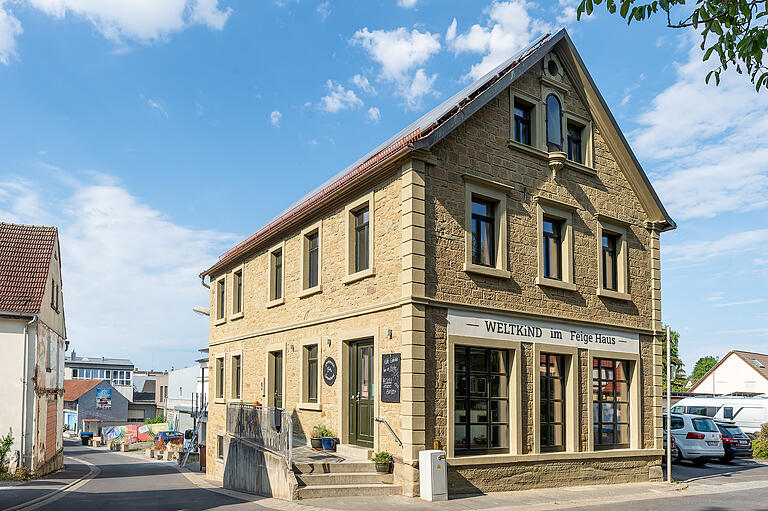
323;357;337;386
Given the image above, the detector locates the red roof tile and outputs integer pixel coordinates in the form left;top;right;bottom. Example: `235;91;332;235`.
63;379;103;401
0;222;58;314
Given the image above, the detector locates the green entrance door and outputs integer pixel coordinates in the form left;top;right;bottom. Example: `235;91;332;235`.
349;340;374;448
272;351;283;408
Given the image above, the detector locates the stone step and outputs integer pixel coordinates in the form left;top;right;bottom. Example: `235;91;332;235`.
297;483;401;499
293;461;376;474
296;471;393;486
334;443;372;460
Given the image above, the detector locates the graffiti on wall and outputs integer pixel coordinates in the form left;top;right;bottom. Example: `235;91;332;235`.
101;423;170;444
95;388;112;409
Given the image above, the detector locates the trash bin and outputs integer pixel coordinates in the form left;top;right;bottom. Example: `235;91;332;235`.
80;432;94;446
199;442;206;471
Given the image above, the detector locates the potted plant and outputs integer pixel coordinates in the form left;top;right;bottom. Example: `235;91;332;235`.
319;427;336;451
372;451;393;473
310;426;323;450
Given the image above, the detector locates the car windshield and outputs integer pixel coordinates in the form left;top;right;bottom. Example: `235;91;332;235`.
717;424;745;438
692;418;718;432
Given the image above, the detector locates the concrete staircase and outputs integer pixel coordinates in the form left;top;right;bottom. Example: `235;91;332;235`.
293;461;401;499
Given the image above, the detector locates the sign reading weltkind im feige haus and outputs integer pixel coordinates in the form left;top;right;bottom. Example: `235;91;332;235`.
447;309;639;354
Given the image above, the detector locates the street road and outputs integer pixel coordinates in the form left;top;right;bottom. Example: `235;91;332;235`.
19;440;259;511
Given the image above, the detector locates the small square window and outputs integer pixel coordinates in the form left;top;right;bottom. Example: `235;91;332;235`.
513;102;532;146
216;435;224;459
567;124;583;164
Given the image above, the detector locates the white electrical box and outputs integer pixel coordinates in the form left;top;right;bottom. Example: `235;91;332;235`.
419;449;447;501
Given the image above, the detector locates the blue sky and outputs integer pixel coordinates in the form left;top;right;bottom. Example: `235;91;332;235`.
0;0;765;372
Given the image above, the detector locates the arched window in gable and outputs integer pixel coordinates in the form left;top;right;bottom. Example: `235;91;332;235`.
546;94;562;152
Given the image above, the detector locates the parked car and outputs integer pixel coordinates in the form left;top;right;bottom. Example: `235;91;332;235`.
715;419;753;461
671;396;768;438
664;413;724;465
153;431;184;450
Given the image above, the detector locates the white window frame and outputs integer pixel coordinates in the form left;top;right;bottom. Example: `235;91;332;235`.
596;216;631;300
267;242;286;308
298;339;322;411
299;220;323;298
535;197;577;291
342;192;376;284
463;175;511;279
230;265;244;320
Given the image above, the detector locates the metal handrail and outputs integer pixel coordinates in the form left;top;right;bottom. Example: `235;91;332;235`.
375;417;403;447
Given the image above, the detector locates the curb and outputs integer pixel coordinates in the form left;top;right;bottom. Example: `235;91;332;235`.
1;456;100;511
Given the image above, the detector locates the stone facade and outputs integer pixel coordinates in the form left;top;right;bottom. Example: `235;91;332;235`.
203;39;671;496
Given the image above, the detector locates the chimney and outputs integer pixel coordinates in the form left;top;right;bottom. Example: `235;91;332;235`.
71;350;76;360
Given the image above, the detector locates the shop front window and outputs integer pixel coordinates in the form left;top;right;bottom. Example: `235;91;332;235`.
540;354;565;452
454;346;509;454
593;358;630;448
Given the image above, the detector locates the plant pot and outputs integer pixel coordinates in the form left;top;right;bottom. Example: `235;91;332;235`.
310;437;323;450
321;437;336;451
375;461;391;473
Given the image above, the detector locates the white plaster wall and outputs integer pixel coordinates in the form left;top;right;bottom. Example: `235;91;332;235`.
695;355;768;395
0;320;26;456
168;366;199;401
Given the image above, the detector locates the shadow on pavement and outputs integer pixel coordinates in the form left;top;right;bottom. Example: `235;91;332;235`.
35;486;249;511
668;459;766;483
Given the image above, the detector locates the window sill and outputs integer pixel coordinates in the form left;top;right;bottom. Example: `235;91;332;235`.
463;262;511;279
597;288;632;301
342;267;376;285
447;448;663;466
213;318;227;326
229;312;244;321
228;398;242;403
536;276;577;291
298;285;323;299
507;139;548;160
266;297;285;309
213;398;226;404
564;159;597;176
298;402;322;411
216;457;224;464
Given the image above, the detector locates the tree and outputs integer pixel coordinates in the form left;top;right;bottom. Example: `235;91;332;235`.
576;0;768;90
661;325;687;391
689;355;718;386
145;413;165;425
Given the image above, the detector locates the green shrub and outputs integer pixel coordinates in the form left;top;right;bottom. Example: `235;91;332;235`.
144;413;165;424
753;437;768;459
0;428;13;471
372;451;393;463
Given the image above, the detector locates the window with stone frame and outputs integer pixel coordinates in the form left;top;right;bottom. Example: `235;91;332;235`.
567;123;583;163
540;353;566;452
231;355;242;400
593;358;630;448
232;269;243;315
216;357;225;399
216;277;226;320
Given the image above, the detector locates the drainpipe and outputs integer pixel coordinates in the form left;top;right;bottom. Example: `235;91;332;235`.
21;314;38;469
200;276;210;289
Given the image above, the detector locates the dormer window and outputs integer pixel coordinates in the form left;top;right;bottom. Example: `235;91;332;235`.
546;94;562;152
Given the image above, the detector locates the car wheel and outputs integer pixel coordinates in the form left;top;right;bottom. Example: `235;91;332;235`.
720;453;734;463
672;444;683;464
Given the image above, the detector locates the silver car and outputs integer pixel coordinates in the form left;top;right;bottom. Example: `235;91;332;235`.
664;413;724;464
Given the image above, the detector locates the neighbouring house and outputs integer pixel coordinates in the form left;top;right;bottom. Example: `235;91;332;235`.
689;351;768;396
200;29;675;498
195;348;209;443
165;365;203;431
64;352;134;401
0;222;67;476
63;379;130;433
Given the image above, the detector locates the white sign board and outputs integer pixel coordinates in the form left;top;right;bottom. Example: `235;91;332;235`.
447;309;639;354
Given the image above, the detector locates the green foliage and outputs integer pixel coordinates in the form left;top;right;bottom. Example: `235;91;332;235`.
144;413;165;424
0;467;30;481
0;428;14;471
372;451;393;463
313;425;334;438
660;325;686;391
689;356;718;386
576;0;768;91
753;423;768;459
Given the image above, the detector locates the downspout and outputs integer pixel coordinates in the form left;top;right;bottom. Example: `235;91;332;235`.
200;276;210;289
21;314;38;469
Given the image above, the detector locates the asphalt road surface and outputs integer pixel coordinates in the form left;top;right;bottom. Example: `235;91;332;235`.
26;440;258;511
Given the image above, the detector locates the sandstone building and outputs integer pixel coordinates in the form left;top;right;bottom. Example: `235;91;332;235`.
200;29;675;496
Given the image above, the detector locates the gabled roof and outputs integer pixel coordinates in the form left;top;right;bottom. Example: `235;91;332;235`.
0;222;59;314
201;28;674;278
63;379;103;401
689;350;768;392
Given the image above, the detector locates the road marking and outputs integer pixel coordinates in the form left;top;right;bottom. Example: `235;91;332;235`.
2;455;100;511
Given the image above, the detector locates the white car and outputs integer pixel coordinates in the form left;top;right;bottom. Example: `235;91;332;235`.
664;413;724;464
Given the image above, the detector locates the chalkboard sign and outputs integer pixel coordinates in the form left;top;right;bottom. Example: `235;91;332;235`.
381;353;401;403
323;357;337;386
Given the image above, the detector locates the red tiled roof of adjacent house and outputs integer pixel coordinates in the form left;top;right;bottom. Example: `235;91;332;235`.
63;379;103;401
0;222;58;314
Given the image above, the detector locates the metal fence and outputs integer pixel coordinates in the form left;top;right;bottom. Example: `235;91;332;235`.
226;403;293;466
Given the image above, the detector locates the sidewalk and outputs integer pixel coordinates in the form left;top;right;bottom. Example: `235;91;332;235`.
0;456;91;511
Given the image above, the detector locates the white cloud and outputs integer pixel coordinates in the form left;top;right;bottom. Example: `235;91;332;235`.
351;26;441;109
449;1;552;80
316;1;331;21
445;18;457;43
146;97;168;118
190;0;233;30
0;171;236;369
0;2;22;65
664;229;768;263
366;106;380;123
270;110;282;127
397;0;418;7
632;35;768;220
352;74;376;94
712;298;765;308
319;80;363;113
